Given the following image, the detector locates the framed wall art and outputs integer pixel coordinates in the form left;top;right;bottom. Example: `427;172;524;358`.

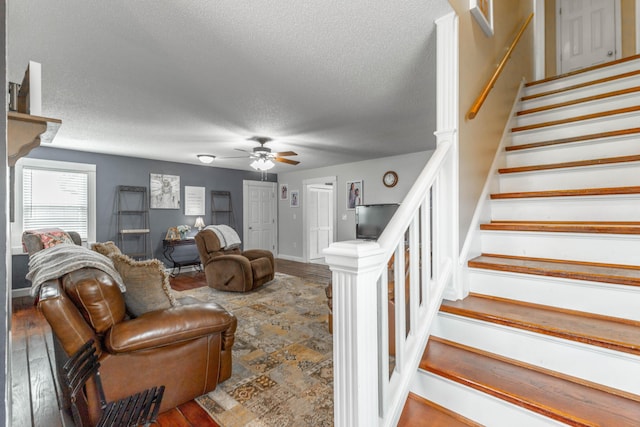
290;190;299;208
470;0;493;37
150;173;180;209
280;183;289;200
346;180;363;210
184;186;205;216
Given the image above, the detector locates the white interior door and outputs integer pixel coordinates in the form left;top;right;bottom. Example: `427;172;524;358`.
557;0;618;74
243;180;276;255
308;185;334;261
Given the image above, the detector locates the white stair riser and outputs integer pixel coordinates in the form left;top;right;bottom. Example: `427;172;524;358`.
511;112;640;145
515;93;640;127
468;269;640;321
524;59;640;96
521;75;640;110
505;136;640;167
480;231;640;265
411;370;566;427
433;314;640;396
499;163;640;192
491;196;640;221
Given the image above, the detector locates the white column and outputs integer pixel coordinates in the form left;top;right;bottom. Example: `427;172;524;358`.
324;240;386;427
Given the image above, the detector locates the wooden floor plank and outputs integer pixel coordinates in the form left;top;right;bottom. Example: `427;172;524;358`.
469;254;640;287
176;400;220;427
505;127;640;152
441;293;640;355
28;332;63;427
522;69;640;100
518;86;640;116
398;392;482;427
511;105;640;133
421;337;640;426
155;407;194;427
491;186;640;199
498;154;640;174
480;220;640;235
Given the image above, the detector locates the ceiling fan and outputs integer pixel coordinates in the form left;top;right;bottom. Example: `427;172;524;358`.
237;136;300;171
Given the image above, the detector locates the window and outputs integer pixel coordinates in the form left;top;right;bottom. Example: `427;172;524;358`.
12;158;96;253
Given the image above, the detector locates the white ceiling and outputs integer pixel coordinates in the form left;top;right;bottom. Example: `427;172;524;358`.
7;1;452;173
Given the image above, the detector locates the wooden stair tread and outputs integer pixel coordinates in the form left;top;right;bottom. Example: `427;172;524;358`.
522;69;640;101
518;86;640;116
440;294;640;355
491;186;640;199
511;105;640;133
499;154;640;174
398;393;482;427
421;337;640;426
525;54;640;87
469;254;640;287
505;127;640;152
480;220;640;234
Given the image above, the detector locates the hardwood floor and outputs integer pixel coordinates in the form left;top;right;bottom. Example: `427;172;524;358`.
10;259;331;426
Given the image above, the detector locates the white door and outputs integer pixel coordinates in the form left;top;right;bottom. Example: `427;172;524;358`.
243;181;276;255
557;0;618;74
308;185;334;261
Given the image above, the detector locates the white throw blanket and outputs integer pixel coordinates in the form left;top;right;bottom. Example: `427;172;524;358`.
27;244;126;297
205;225;241;249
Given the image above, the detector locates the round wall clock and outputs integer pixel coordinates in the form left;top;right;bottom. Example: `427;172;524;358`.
383;171;398;188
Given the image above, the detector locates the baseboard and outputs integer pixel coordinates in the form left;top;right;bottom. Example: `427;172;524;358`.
277;253;305;263
12;288;32;298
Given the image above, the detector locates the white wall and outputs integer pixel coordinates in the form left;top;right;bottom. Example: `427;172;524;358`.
277;150;433;259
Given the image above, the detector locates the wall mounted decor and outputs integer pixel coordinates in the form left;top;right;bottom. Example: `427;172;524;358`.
150;173;180;209
470;0;493;37
290;190;299;208
346;180;363;210
184;186;205;215
280;184;289;200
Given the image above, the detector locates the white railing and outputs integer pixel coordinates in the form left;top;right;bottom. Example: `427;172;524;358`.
324;12;459;426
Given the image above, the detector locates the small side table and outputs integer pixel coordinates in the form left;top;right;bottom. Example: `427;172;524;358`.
162;238;201;277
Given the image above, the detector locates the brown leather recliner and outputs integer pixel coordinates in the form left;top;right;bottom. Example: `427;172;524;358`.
38;267;237;426
195;229;275;292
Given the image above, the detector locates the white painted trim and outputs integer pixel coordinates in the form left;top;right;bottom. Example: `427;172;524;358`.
636;0;640;54
11;157;97;254
276;253;305;263
12;288;31;298
302;175;337;263
533;0;546;80
615;0;622;60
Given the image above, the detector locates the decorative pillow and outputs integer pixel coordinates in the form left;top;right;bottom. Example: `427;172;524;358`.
22;228;75;255
91;241;122;258
109;253;179;317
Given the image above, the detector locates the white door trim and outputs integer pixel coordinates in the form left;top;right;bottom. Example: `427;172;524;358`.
555;0;621;75
302;175;337;263
636;0;640;54
533;0;546;80
242;180;277;255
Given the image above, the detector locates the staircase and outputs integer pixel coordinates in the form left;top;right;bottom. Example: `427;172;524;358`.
400;57;640;425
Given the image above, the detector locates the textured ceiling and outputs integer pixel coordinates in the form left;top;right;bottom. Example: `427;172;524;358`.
7;1;452;172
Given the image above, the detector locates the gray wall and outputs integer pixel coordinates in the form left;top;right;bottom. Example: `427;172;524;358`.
277;150;433;259
1;0;9;422
12;146;276;289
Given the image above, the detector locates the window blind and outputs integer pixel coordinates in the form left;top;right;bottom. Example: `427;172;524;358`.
22;166;89;239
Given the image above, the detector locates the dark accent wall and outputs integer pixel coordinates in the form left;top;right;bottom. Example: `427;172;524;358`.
11;146;276;289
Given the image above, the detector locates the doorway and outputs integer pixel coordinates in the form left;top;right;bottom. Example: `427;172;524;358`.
242;180;277;255
303;176;337;263
556;0;620;74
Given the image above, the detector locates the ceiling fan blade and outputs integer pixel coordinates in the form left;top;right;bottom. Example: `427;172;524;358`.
234;148;252;153
275;151;298;157
275;157;300;165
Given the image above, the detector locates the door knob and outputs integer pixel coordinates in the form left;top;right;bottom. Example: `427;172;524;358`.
607;50;613;56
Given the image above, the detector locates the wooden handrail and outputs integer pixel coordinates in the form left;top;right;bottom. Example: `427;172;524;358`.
467;12;534;120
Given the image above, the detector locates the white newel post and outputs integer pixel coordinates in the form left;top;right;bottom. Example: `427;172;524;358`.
324;240;386;427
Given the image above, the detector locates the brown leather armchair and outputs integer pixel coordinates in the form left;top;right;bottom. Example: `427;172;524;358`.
195;229;275;292
38;267;237;425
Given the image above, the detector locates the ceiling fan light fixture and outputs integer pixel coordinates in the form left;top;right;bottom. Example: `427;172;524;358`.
250;158;275;171
197;154;215;164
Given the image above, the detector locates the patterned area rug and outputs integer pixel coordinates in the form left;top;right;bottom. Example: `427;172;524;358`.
172;273;334;426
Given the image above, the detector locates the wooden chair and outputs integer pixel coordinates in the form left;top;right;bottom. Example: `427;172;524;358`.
63;339;165;427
